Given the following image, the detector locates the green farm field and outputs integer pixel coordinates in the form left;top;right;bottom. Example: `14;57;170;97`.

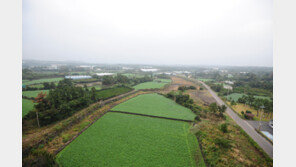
28;84;44;89
197;78;214;82
133;79;171;90
225;93;271;102
56;112;204;167
89;85;101;90
22;90;49;98
95;86;133;100
112;93;196;120
155;79;171;83
22;77;64;85
22;99;34;117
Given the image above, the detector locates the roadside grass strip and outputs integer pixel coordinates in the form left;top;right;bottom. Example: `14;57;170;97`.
22;99;34;117
56;112;200;167
22;90;49;98
111;93;196;121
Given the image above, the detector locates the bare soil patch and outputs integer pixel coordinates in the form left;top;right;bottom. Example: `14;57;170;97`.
164;76;216;106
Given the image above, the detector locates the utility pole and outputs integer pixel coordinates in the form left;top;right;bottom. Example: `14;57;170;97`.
258;105;265;131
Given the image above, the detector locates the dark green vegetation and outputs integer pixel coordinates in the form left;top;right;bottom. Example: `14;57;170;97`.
22;99;34;117
95;86;133;100
112;94;196;120
178;85;197;91
101;74;153;86
57;112;204;167
23;79;133;126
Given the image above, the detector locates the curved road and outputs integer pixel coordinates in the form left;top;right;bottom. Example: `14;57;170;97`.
200;81;273;158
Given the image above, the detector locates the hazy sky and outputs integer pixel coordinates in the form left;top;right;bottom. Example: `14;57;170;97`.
23;0;273;66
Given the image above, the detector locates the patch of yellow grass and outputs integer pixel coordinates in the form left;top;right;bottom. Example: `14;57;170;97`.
227;102;272;121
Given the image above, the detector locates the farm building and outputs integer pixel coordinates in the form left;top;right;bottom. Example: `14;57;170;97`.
141;68;158;72
225;80;234;85
96;73;115;76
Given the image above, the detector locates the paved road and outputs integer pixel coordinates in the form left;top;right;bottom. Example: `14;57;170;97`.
199;81;273;158
247;121;273;135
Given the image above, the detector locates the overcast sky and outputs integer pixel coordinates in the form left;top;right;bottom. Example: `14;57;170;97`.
23;0;273;66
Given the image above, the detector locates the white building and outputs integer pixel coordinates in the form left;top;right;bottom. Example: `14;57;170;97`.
141;68;158;72
225;80;234;85
65;75;92;80
96;73;114;76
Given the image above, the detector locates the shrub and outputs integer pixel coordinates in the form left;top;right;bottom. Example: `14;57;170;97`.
241;111;244;115
195;115;201;121
214;137;232;149
220;123;228;133
246;110;252;114
23;149;56;167
189;86;196;90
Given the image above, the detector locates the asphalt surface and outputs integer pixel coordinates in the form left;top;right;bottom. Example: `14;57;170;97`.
247;121;273;135
200;81;273;158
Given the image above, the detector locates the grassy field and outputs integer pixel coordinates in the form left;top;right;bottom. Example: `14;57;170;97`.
133;79;171;90
197;78;214;82
22;99;34;117
225;93;271;102
95;86;133;100
56;112;203;167
195;114;272;166
22;90;49;98
155;79;171;83
89;85;101;90
22;77;64;85
226;102;272;121
112;93;196;120
28;84;44;89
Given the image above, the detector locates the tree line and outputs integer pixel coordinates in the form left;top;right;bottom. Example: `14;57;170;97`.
24;79;106;126
236;95;273;118
101;74;153;86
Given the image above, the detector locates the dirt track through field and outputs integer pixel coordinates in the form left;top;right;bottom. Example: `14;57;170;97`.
109;110;194;122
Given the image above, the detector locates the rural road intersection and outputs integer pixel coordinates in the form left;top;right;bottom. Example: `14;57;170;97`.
200;81;273;158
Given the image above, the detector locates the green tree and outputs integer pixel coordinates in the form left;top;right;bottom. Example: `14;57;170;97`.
209;103;218;113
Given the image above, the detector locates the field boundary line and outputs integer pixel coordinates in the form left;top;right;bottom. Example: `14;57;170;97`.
53;91;148;155
109;110;194;122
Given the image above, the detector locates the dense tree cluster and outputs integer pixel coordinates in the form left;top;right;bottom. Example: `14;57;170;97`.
165;92;202;121
25;79;97;126
209;103;227;117
178;86;196;91
102;74;153;86
237;95;273;117
43;82;56;89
